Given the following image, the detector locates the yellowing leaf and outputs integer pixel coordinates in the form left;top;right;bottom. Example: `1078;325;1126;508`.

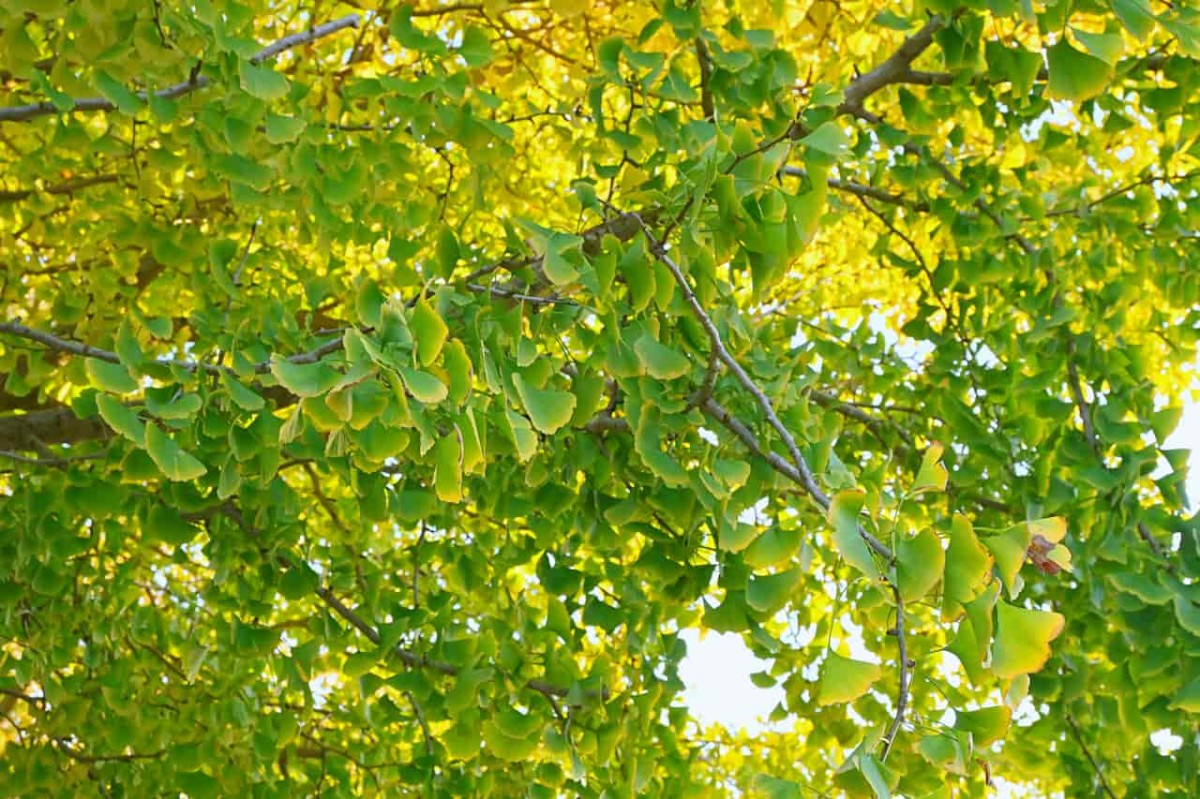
912;442;947;493
817;653;882;706
982;524;1030;598
411;299;449;367
504;408;538;462
896;528;945;603
145;424;207;481
513;374;576;434
943;515;993;619
991;602;1064;679
399;367;448;405
828;489;878;579
434;429;463;503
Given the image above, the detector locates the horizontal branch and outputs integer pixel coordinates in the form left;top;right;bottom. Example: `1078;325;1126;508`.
0;14;360;123
781;166;924;210
0;174;120;204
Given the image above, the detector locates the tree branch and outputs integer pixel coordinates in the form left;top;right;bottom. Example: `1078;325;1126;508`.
839;15;947;114
0;15;360;123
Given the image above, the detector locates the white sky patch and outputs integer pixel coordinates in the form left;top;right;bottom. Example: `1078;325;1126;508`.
678;629;784;731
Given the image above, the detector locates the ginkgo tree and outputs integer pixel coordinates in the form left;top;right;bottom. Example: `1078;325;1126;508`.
1;0;1198;796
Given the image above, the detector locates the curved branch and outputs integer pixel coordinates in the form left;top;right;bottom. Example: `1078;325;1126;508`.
0;15;360;123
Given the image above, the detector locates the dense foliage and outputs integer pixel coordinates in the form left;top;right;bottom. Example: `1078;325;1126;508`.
1;0;1198;796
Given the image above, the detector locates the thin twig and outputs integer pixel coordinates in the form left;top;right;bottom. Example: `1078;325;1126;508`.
880;583;910;759
1065;716;1118;799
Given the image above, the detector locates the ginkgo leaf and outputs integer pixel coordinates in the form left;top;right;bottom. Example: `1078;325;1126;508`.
991;602;1065;679
399;367;448;405
95;393;146;446
1046;39;1113;102
943;515;993;619
1169;676;1200;712
434;428;463;503
271;357;342;398
145;424;208;482
504;408;538;462
982;525;1030;598
896;528;945;603
411;299;449;367
86;358;138;393
817;653;882;706
513;374;576;434
746;567;804;614
633;334;692;379
954;706;1012;747
828;489;878;579
912;442;947;493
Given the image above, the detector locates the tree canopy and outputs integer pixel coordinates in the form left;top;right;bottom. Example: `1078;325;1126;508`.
1;0;1198;796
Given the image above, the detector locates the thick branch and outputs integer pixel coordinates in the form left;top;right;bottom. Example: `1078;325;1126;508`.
840;16;947;113
0;15;360;123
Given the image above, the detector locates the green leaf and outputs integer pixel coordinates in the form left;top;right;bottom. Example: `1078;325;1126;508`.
504;408;538;461
220;371;265;411
746;567;804;614
1046;39;1113;102
265;113;306;143
239;62;290;100
896;528;945;603
954;705;1012;747
943;515;993;618
543;247;580;286
817;653;882;706
86;358;138;393
991;602;1064;679
1112;0;1155;40
802;121;849;156
633;333;692;379
513;374;576;434
400;367;448;405
145;424;208;481
1071;28;1124;65
483;716;540;761
982;524;1030;598
459;26;494;67
1169;676;1200;712
94;70;143;114
828;489;878;579
270;357;342;398
95;393;146;446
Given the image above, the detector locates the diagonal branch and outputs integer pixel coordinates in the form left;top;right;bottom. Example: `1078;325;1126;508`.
0;15;360;123
839;15;948;114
